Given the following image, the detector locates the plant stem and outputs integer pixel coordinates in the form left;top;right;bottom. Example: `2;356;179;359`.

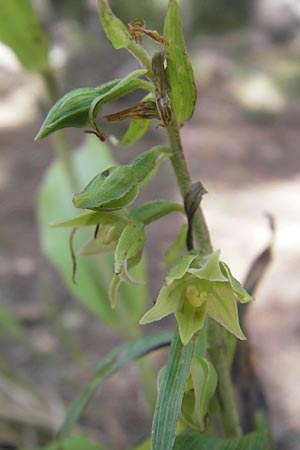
167;122;212;255
42;71;79;192
166;119;241;437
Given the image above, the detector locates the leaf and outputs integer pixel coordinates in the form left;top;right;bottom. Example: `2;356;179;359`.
37;136;146;332
129;146;173;188
119;118;153;146
117;93;156;146
164;224;187;267
89;70;154;127
151;330;194;450
0;0;49;72
130;200;184;225
33;433;107;450
98;0;132;50
173;429;272;450
73;165;139;211
35;80;119;140
97;0;152;72
51;210;127;228
58;331;173;439
163;0;197;124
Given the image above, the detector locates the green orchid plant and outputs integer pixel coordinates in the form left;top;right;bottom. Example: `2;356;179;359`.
32;0;272;449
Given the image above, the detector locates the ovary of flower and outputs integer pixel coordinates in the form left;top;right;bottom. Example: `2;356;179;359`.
185;285;207;307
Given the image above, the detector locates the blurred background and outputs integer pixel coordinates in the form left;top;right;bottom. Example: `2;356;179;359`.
0;0;300;449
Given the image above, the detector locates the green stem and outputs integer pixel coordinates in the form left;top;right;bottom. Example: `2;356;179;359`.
166;119;241;437
41;71;79;192
207;320;242;436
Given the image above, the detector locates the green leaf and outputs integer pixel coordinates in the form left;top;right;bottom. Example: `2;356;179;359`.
33;433;106;450
163;0;197;124
129;146;173;188
58;331;173;439
89;70;154;127
118;118;152;146
151;330;194;450
0;0;49;72
114;93;156;147
130;200;184;225
35;80;119;140
164;224;187;267
73;165;139;211
37;136;146;332
98;0;132;50
173;429;271;450
50;210;127;228
97;0;152;72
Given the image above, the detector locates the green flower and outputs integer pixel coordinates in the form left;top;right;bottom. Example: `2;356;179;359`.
140;250;253;345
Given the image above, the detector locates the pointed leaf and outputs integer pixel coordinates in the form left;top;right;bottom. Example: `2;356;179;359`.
130;200;184;225
163;0;197;124
151;330;194;450
73;165;139;211
129;146;173;188
50;210;127;228
97;0;152;71
58;331;173;439
174;429;271;450
0;0;49;73
164;224;188;267
35;80;119;140
118;118;153;146
98;0;132;49
37;433;106;450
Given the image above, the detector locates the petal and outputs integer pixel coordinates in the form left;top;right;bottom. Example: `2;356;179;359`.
175;301;207;346
206;283;246;340
140;280;184;324
166;253;199;285
220;261;254;304
188;250;228;282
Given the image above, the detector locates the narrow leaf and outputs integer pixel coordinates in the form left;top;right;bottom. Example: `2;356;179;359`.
151;330;194;450
130;200;184;225
35;80;119;140
129;146;173;188
50;211;127;228
164;224;187;267
97;0;152;71
118;118;153;146
58;331;173;439
173;429;271;450
35;433;107;450
0;0;49;72
98;0;132;49
163;0;197;124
